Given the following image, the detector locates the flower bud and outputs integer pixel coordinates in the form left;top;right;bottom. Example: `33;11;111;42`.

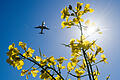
69;5;72;10
71;13;74;16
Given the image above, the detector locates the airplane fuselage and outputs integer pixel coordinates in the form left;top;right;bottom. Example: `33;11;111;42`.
35;21;49;34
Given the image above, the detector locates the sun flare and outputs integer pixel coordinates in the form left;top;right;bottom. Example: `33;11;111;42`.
86;26;97;35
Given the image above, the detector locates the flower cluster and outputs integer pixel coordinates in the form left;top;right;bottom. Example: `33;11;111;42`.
7;43;24;70
61;2;94;29
7;42;68;80
64;36;108;80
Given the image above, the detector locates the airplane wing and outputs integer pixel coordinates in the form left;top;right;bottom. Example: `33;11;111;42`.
43;26;50;30
34;26;42;29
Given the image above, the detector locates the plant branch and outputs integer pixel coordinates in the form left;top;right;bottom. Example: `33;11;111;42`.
19;53;56;80
86;54;95;80
47;66;64;80
68;72;88;78
82;49;92;80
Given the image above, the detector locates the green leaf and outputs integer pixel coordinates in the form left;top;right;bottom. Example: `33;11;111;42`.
61;43;70;47
39;48;42;57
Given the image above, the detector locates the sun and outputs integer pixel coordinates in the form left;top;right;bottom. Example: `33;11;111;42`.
86;25;99;35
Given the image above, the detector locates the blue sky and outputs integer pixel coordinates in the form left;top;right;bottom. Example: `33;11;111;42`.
0;0;120;80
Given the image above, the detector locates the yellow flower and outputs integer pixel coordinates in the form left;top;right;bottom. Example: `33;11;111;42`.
80;59;86;70
8;43;15;50
71;52;81;58
57;64;66;69
84;4;94;13
101;54;108;63
85;19;90;26
75;68;85;76
21;70;28;76
40;59;47;67
93;70;100;80
73;16;84;24
28;47;35;54
82;40;91;50
61;6;70;19
56;57;67;64
55;75;61;80
85;4;90;8
70;38;75;45
23;52;32;58
12;47;20;55
89;8;94;13
87;52;96;63
47;56;56;67
101;54;105;59
61;16;74;29
34;56;42;62
98;32;102;34
96;45;104;55
67;62;74;71
26;75;28;79
77;11;83;18
75;2;83;11
19;60;24;65
23;47;34;58
61;21;67;29
67;20;74;28
85;20;97;28
77;2;83;6
80;18;84;22
19;41;27;50
7;46;20;61
70;57;79;64
16;60;24;70
31;69;39;77
39;70;50;79
73;18;79;24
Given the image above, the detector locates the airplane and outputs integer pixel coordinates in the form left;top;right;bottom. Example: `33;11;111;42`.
35;21;50;34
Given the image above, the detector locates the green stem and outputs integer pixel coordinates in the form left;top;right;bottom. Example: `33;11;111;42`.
91;61;102;66
27;64;35;71
52;65;55;76
47;66;64;80
78;18;92;80
86;55;95;80
82;49;92;80
68;72;88;78
89;63;95;80
65;72;69;80
57;63;61;74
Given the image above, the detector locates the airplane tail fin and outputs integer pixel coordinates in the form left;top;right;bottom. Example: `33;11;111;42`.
39;32;44;34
